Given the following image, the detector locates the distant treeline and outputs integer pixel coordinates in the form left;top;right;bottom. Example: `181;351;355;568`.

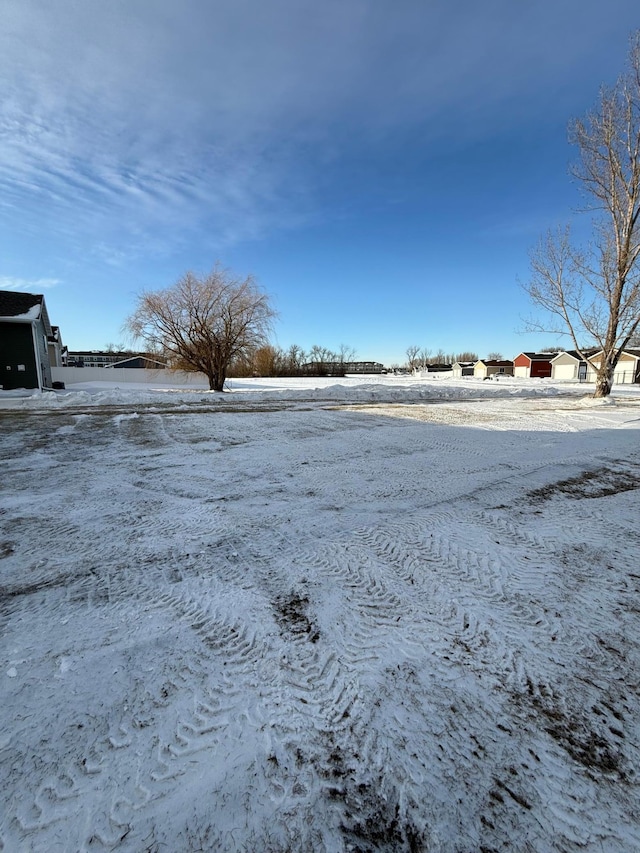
227;344;360;377
224;345;483;377
405;348;479;371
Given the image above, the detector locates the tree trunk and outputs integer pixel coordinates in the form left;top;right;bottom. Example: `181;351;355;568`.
594;362;614;398
207;368;226;392
206;371;224;392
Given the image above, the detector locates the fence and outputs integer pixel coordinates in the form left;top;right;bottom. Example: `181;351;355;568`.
581;369;639;385
51;367;210;386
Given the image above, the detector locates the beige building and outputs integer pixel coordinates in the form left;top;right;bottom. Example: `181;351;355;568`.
550;349;640;383
549;351;594;382
588;349;640;384
473;359;514;379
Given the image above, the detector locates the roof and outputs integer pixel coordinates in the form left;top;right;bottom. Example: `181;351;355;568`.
0;290;43;319
68;350;138;357
516;351;557;361
479;360;514;367
107;356;168;368
550;349;598;362
590;348;640;361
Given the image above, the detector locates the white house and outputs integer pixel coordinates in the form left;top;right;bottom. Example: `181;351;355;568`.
550;351;595;382
588;349;640;384
452;361;475;378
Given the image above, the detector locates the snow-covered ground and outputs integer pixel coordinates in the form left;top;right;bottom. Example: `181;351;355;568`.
2;376;640;851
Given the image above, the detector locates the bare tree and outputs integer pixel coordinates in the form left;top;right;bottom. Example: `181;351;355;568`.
337;343;356;366
307;345;337;375
285;344;306;375
456;351;479;362
418;347;432;370
487;352;504;361
524;32;640;397
405;345;420;372
126;264;276;391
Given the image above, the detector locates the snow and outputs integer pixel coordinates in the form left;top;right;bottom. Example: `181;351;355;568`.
1;375;640;851
1;304;42;322
0;373;610;407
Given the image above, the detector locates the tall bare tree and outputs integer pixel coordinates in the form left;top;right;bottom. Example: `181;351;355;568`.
285;344;306;375
307;345;337;375
456;351;479;362
418;347;432;370
338;343;357;366
405;345;420;372
524;32;640;397
126;264;276;391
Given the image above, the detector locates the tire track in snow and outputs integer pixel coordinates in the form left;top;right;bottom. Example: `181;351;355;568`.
291;499;638;851
2;581;271;851
4;405;640;852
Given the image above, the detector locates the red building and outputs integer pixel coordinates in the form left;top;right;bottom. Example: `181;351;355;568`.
513;352;556;379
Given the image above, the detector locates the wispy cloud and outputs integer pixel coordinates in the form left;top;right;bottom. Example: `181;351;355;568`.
0;277;61;291
0;0;636;260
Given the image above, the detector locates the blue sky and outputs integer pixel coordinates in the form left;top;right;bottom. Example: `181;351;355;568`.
2;1;639;366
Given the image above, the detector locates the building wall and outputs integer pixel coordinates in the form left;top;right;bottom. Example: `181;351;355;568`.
34;319;52;388
530;361;552;378
551;355;579;381
476;363;514;378
452;364;474;378
552;363;579;380
48;340;65;367
52;367;210;386
588;354;640;384
513;354;531;369
514;362;551;378
0;322;39;389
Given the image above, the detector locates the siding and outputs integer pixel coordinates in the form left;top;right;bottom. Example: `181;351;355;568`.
0;323;39;389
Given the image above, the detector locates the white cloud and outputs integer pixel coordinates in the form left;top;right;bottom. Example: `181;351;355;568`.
0;277;61;291
0;0;637;256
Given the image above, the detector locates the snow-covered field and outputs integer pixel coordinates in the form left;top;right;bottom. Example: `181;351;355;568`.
2;376;640;851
